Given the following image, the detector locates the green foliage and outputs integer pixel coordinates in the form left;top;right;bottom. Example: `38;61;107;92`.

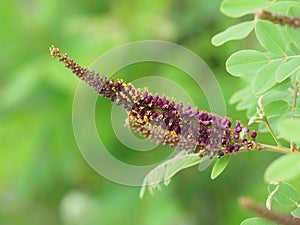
211;21;255;46
226;50;268;77
287;6;300;49
140;152;210;198
2;1;255;224
229;86;257;117
291;207;300;219
139;0;300;223
266;1;300;14
221;0;270;18
256;20;287;55
267;182;298;208
276;57;300;82
240;217;276;225
210;155;231;180
256;89;293;134
256;21;286;55
264;154;300;183
265;181;300;221
215;1;300;137
214;0;300;223
198;155;214;171
278;119;300;145
253;60;283;95
4;0;300;224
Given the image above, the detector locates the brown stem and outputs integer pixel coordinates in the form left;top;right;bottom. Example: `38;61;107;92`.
239;197;300;225
254;9;300;29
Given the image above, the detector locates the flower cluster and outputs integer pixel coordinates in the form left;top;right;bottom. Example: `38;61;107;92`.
255;9;300;28
50;45;257;158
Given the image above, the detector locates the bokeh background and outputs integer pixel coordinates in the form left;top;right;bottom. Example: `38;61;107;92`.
1;1;281;225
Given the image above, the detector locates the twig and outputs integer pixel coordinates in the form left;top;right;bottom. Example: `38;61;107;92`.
257;97;282;147
256;143;298;154
261;115;283;147
239;197;300;225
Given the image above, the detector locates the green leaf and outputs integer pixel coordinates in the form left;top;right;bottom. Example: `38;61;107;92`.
275;57;300;82
255;20;286;55
277;119;300;145
230;85;252;105
212;21;255;46
253;60;283;95
268;182;298;207
237;98;257;116
210;155;230;180
264;153;300;183
263;89;292;105
264;100;289;117
198;155;214;172
268;77;292;92
258;111;287;135
266;183;278;210
266;1;300;14
256;90;291;134
297;70;300;83
230;85;257;115
221;0;269;18
240;217;276;225
289;43;300;56
236;98;255;111
140;152;206;198
287;6;300;49
291;207;300;219
246;104;258;119
258;115;283;134
226;50;268;77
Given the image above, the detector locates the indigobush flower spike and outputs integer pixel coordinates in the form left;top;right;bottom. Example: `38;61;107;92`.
49;45;257;158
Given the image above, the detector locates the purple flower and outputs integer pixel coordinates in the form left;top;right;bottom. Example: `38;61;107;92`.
50;45;258;158
251;130;257;139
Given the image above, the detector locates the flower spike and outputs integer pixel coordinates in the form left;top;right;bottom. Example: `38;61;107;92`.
50;45;258;158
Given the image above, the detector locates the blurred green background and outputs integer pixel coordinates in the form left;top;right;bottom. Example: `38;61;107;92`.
0;0;281;225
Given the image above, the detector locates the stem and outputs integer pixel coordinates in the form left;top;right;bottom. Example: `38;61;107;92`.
257;96;282;147
239;197;300;225
261;115;282;147
291;80;299;151
254;9;300;29
256;143;296;154
266;183;280;210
